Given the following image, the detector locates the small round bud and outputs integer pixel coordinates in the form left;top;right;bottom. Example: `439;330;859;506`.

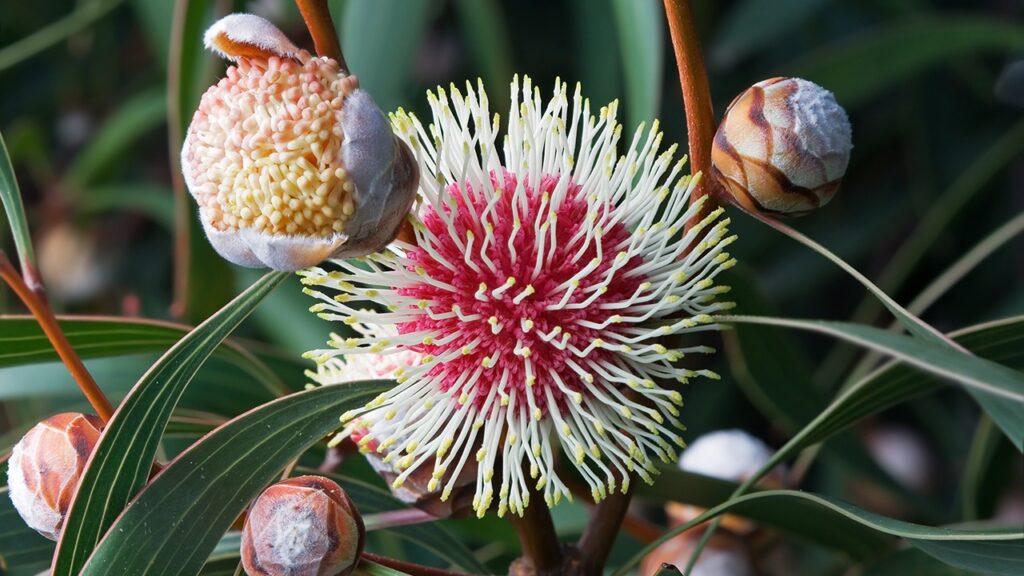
182;14;419;272
670;429;784;534
7;412;103;540
241;475;364;576
712;77;851;216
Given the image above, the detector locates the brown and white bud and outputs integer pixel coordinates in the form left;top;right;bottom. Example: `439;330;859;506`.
182;14;419;272
241;475;364;576
7;412;103;540
712;77;851;216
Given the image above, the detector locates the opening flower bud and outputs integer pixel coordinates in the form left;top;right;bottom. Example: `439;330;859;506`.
7;412;103;540
182;13;418;272
712;77;851;216
241;475;364;576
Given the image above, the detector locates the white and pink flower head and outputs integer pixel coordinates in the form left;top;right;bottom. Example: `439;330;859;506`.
182;14;418;271
302;77;737;517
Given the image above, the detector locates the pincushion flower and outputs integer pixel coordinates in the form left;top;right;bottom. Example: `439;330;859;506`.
301;77;736;517
181;14;418;272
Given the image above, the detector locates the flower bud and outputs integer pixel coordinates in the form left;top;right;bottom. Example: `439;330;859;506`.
712;77;851;216
182;13;419;272
670;429;784;534
7;412;103;540
241;475;364;576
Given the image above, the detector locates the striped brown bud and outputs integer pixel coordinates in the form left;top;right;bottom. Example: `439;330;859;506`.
241;475;364;576
7;412;103;540
712;77;851;216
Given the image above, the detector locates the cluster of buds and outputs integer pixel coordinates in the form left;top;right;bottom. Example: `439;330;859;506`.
7;412;103;540
241;475;364;576
182;14;418;271
711;77;852;216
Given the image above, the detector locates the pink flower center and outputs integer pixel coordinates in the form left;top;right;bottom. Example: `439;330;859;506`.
398;170;646;412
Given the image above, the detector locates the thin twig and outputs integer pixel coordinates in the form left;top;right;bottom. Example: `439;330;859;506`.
360;552;473;576
0;251;114;421
168;0;190;319
362;508;436;531
295;0;347;71
662;0;718;230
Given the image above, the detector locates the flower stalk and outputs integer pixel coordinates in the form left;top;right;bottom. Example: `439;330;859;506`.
662;0;718;230
0;251;114;421
295;0;347;70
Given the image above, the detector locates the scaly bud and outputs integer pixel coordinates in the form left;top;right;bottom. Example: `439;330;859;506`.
712;77;851;216
7;413;103;540
241;475;364;576
182;14;418;271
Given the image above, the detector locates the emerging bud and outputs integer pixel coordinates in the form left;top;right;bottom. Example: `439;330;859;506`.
712;77;851;216
241;475;364;576
670;429;784;534
182;14;418;272
7;412;103;540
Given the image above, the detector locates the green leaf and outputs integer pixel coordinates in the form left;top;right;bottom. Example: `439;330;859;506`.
569;0;621;107
453;0;513;113
0;461;55;576
51;272;287;576
710;0;831;67
792;17;1024;106
638;468;890;559
0;131;36;280
77;184;176;229
722;315;1024;405
0;0;126;73
78;380;390;576
619;489;1024;576
297;469;489;573
64;89;167;188
338;0;437;112
861;548;981;576
610;0;663;130
0;316;286;398
774;316;1024;456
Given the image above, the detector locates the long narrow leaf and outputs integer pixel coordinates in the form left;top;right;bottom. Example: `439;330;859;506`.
0;131;36;280
79;380;390;576
619;489;1024;575
51;272;287;576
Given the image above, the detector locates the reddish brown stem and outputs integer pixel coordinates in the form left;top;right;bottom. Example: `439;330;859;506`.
168;0;191;319
361;552;473;576
663;0;718;230
0;251;114;421
295;0;347;71
508;498;565;574
577;486;635;574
